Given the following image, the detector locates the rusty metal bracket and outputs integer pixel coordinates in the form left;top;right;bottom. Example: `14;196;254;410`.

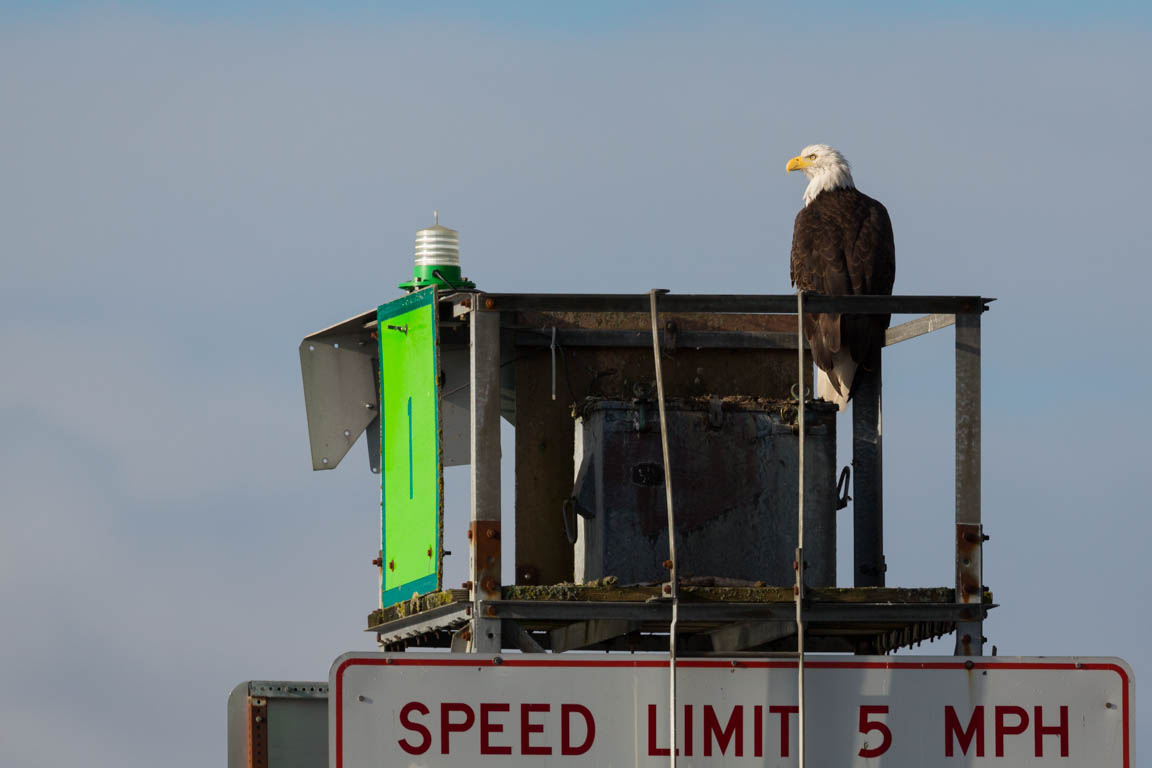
247;696;268;768
955;522;985;656
469;520;501;599
955;523;984;604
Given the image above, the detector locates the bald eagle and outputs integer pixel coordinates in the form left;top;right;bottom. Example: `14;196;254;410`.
787;144;895;410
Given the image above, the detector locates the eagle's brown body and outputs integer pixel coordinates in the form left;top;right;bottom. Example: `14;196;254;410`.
790;186;896;404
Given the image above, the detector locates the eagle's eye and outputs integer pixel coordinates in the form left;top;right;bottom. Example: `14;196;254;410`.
807;154;818;160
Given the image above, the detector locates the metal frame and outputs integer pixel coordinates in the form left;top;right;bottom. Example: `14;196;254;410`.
469;296;503;652
444;292;989;657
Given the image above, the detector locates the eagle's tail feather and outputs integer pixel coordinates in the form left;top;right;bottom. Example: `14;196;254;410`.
815;351;857;412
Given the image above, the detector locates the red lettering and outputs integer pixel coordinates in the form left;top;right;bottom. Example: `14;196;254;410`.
684;705;693;756
753;705;763;757
520;703;551;756
561;704;595;756
440;703;474;754
945;705;984;757
397;702;431;755
995;705;1029;757
646;705;675;756
1034;705;1069;757
770;705;798;757
479;703;511;755
703;705;744;756
858;706;892;758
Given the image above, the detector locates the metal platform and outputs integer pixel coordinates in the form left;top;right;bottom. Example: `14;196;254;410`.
368;585;995;656
303;290;995;657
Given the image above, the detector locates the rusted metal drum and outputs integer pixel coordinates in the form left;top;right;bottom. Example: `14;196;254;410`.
571;398;837;587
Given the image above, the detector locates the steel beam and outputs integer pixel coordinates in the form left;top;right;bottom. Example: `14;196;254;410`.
550;619;641;653
954;312;984;656
514;329;803;350
502;621;547;653
481;600;991;625
470;300;502;653
704;621;795;653
482;294;990;316
885;313;956;346
852;357;885;587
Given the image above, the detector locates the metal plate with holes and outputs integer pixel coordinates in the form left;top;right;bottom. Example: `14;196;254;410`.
300;310;378;471
227;681;328;768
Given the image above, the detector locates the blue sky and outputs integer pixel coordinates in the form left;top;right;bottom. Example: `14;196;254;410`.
1;3;1149;767
6;0;1152;24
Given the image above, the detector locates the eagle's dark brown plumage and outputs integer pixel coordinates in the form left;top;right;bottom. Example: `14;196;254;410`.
788;146;895;408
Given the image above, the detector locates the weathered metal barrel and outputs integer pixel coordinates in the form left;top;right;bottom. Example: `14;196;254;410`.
570;398;837;586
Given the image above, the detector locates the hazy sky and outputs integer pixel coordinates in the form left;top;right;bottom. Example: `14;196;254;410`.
1;3;1149;766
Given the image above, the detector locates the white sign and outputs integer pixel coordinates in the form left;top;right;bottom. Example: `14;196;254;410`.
330;653;1133;767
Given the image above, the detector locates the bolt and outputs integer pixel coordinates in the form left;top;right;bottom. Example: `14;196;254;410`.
427;547;433;558
372;556;383;567
483;578;499;592
485;298;495;310
462;580;473;590
964;660;975;670
662;585;671;594
388;560;395;571
486;605;497;617
493;656;503;665
662;559;673;569
485;528;497;539
467;530;474;540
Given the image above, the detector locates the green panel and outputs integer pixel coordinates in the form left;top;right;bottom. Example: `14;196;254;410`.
378;288;441;607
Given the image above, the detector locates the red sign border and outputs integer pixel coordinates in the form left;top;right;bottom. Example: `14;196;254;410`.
333;656;1131;767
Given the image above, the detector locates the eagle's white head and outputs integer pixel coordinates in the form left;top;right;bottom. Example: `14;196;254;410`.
786;144;855;207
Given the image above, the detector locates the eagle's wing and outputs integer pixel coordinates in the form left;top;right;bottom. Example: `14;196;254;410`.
842;196;896;372
791;204;851;382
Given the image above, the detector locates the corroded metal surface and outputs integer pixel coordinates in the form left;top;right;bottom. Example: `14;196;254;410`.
573;399;837;586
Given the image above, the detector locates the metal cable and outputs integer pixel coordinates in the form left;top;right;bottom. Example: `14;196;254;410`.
648;288;678;768
795;290;807;768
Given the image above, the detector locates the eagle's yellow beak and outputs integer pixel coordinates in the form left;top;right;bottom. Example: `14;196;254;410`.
786;156;812;173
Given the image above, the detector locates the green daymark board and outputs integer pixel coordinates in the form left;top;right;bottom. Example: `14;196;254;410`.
378;288;441;607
